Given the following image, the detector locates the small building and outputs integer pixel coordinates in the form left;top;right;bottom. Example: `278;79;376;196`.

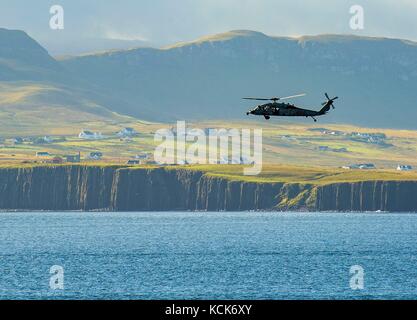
120;136;133;143
322;130;343;136
127;160;140;165
36;151;50;157
89;152;103;160
117;127;137;137
216;156;229;164
343;163;376;170
397;165;413;171
65;152;81;163
135;154;149;160
51;157;64;164
79;130;103;140
12;137;24;145
33;136;53;144
176;159;189;165
240;156;255;165
358;163;376;169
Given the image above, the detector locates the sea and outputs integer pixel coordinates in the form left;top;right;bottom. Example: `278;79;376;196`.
0;212;417;300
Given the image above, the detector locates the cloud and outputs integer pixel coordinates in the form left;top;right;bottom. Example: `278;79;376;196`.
103;30;148;42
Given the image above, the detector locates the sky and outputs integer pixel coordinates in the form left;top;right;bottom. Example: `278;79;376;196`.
1;0;416;55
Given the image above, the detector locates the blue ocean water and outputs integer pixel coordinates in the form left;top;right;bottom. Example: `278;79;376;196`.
0;212;417;300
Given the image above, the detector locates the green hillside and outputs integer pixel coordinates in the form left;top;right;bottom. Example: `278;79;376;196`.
0;82;136;136
0;28;62;81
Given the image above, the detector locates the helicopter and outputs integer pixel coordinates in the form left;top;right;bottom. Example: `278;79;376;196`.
244;93;338;122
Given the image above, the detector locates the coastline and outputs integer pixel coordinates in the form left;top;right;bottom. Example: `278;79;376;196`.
0;164;417;212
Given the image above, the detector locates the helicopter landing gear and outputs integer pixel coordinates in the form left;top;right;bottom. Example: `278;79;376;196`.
311;116;317;122
264;115;270;120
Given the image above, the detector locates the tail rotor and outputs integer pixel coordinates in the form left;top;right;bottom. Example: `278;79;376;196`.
322;93;338;109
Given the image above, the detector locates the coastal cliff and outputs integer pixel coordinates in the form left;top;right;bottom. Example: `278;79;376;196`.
0;165;416;212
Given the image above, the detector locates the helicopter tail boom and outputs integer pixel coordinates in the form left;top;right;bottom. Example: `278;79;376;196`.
319;102;332;115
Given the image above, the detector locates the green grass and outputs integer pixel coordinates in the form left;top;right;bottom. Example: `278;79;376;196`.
0;81;140;137
178;164;417;184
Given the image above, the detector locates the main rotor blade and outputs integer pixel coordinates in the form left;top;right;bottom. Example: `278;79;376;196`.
243;98;271;101
325;93;330;100
243;93;307;102
280;93;306;100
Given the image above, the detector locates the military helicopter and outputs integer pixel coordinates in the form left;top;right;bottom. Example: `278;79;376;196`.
244;93;338;121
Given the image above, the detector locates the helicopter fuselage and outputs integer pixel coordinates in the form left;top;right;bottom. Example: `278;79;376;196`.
247;102;321;118
244;93;337;121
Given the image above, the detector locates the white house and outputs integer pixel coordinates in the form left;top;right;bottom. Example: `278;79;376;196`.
343;163;376;170
135;154;150;160
36;151;50;157
79;130;103;140
397;165;413;171
117;127;137;137
358;163;376;169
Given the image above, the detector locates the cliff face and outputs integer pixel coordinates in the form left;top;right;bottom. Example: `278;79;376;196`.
110;168;288;211
316;181;417;212
0;166;417;212
0;166;115;210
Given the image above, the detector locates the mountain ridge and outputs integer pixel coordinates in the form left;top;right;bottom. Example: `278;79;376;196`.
0;28;64;81
62;30;417;57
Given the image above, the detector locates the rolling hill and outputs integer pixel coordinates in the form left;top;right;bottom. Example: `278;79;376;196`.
0;82;135;136
0;28;63;81
0;28;139;133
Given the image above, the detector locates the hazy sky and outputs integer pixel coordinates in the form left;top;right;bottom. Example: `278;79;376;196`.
1;0;416;55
